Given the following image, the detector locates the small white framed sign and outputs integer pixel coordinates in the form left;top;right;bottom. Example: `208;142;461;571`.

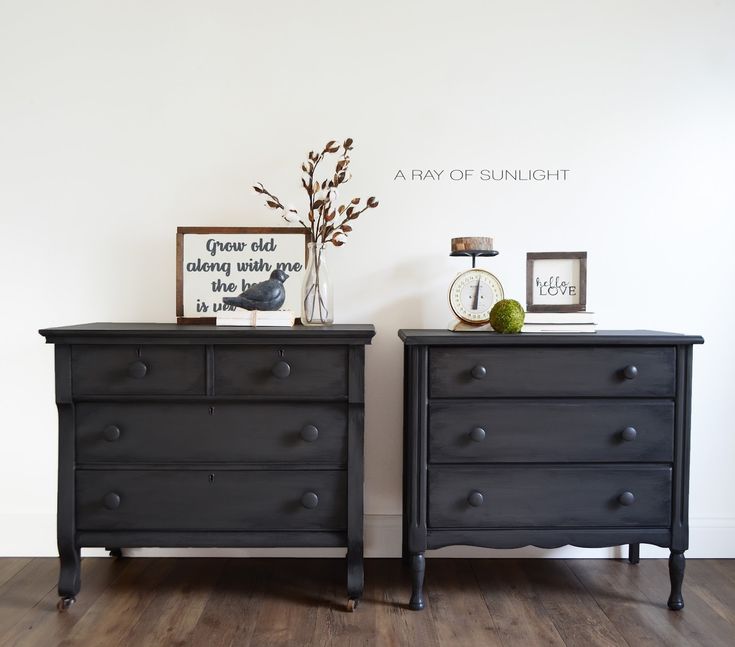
526;251;587;313
176;227;307;323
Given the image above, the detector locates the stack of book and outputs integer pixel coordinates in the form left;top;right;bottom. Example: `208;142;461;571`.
522;311;597;333
216;310;296;327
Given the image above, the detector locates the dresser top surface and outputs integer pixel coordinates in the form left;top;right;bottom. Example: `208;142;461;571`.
40;322;376;344
398;329;703;346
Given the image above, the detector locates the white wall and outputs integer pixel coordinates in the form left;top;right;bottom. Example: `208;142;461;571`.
1;0;734;558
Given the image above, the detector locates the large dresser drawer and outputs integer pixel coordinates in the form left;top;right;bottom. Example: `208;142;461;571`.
215;346;347;397
72;345;205;396
428;466;672;528
429;400;674;463
76;402;347;464
76;469;346;531
429;346;676;398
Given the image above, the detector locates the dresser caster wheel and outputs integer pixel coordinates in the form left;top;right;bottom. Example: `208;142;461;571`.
347;598;359;612
106;547;122;558
57;596;76;611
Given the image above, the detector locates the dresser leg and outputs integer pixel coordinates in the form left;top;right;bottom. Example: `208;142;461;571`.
667;550;685;610
409;552;425;611
628;543;640;564
346;549;363;611
57;544;80;610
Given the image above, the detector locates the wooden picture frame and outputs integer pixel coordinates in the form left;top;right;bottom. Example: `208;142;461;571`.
176;227;308;324
526;251;587;313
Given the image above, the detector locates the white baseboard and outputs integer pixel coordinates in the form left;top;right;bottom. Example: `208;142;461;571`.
2;513;734;558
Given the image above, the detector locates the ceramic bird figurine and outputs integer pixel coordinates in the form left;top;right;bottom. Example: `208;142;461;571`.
222;269;289;311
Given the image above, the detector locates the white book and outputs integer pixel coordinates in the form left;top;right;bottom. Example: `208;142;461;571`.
216;310;296;327
524;311;597;325
522;323;597;333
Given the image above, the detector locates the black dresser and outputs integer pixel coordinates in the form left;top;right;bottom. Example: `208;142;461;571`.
40;323;374;611
399;329;703;611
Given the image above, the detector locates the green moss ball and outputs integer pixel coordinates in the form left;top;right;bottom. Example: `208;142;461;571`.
489;299;525;333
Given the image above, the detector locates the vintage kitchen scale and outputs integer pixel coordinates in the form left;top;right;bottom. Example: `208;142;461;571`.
447;236;505;331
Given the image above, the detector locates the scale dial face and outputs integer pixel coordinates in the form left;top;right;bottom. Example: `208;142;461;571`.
449;268;504;324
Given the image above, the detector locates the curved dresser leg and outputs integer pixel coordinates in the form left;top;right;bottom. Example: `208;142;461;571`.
628;543;640;565
667;550;685;610
57;543;80;611
347;549;364;611
409;552;425;611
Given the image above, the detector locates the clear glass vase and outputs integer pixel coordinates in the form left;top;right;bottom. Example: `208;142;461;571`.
301;242;334;326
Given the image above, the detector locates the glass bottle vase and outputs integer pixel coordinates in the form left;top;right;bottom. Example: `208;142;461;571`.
301;242;334;326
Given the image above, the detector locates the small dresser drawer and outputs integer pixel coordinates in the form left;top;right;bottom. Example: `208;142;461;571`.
429;400;674;463
76;469;346;531
215;345;347;397
76;402;347;464
72;345;205;396
428;466;672;528
429;346;676;398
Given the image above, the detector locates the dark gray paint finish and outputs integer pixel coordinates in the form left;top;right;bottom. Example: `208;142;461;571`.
77;530;347;547
399;329;704;346
215;345;347;397
429;400;674;463
40;323;374;608
72;345;205;395
41;323;376;346
429;346;676;398
76;469;346;531
427;527;672;550
400;329;702;611
428;465;672;528
75;402;347;465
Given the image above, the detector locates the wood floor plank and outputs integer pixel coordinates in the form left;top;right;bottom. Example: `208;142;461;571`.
117;558;226;647
248;558;333;647
370;559;440;647
0;557;131;647
186;558;261;647
0;559;58;637
568;559;705;647
687;559;735;615
0;560;31;589
1;557;734;647
312;557;377;647
527;560;630;647
630;559;735;647
57;558;177;647
428;560;503;647
315;558;440;647
472;559;567;647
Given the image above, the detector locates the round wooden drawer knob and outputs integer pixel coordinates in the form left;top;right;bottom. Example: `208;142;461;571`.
621;427;637;441
103;492;121;510
618;491;636;506
103;425;121;442
300;425;319;442
272;360;291;379
469;427;486;442
467;491;484;507
623;365;638;380
301;492;319;509
128;360;148;379
471;365;487;380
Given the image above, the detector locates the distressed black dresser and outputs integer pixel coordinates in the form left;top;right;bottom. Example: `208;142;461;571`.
40;323;374;611
399;330;703;611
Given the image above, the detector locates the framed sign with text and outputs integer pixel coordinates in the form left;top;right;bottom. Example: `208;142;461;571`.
526;251;587;313
176;227;308;323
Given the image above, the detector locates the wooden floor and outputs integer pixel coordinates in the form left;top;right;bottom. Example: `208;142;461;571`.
0;558;734;646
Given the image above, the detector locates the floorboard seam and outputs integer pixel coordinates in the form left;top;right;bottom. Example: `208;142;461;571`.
562;559;633;647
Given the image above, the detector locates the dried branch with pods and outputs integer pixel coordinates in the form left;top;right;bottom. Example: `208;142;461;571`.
253;138;379;246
